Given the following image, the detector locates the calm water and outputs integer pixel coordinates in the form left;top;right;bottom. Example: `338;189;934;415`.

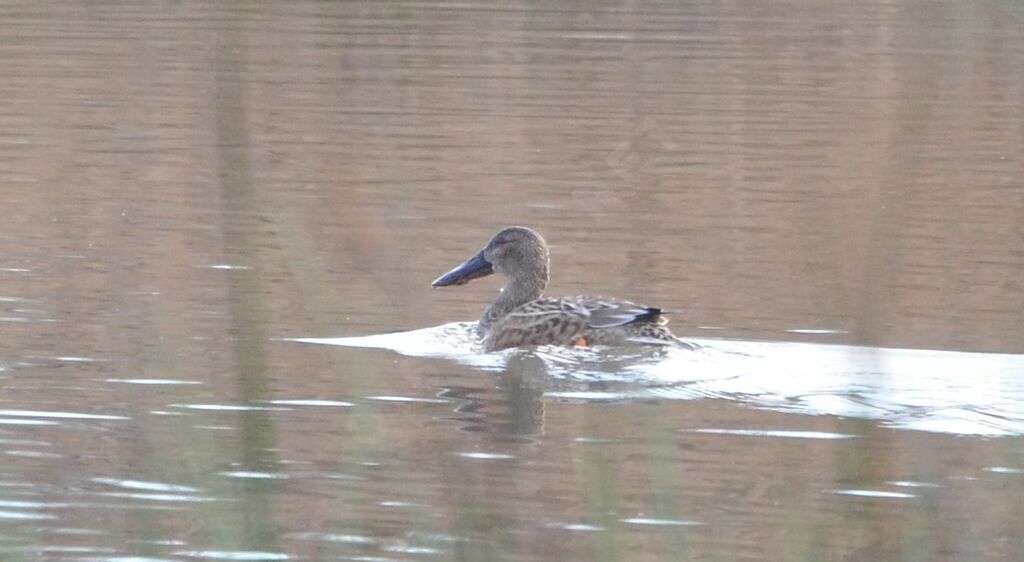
2;1;1024;561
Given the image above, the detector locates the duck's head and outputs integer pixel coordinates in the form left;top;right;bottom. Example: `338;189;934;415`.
432;226;550;288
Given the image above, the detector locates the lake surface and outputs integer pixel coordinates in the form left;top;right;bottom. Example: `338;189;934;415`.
2;1;1023;560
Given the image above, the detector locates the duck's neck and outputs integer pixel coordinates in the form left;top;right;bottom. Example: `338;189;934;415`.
480;274;546;328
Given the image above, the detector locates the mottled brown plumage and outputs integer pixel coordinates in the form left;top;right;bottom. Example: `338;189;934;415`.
432;226;697;352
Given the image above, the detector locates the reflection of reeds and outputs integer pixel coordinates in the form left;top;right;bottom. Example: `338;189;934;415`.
211;19;282;554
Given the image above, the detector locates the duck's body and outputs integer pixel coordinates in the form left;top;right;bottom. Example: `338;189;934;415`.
481;295;683;351
432;226;696;352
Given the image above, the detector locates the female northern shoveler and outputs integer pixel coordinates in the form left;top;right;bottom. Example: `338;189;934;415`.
432;226;697;352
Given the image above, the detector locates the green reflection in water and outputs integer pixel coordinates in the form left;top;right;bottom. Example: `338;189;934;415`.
210;8;280;554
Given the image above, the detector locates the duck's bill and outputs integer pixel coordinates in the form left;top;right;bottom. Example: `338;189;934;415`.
431;250;494;287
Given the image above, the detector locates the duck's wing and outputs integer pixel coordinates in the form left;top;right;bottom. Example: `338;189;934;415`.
572;296;667;329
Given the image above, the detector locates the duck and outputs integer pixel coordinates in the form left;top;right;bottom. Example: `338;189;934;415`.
431;226;697;352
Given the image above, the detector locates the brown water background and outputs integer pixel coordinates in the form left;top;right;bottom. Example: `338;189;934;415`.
1;2;1023;561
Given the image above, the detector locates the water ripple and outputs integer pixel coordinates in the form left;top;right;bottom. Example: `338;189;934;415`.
264;399;354;407
0;510;56;520
105;378;202;385
175;551;290;561
0;409;128;421
169;404;291;412
92;477;198;493
296;325;1024;436
683;429;856;440
219;471;290;480
833;490;917;499
621;517;706;526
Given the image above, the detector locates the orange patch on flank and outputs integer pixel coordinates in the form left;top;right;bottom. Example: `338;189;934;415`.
574;337;588;347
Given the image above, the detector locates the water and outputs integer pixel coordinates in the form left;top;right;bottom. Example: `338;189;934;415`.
2;1;1024;561
298;326;1024;435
